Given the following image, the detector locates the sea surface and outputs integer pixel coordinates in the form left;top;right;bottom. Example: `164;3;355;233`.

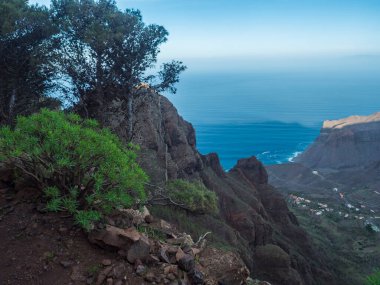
166;59;380;169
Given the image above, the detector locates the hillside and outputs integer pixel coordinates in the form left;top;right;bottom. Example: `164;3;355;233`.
100;88;342;285
268;112;380;284
0;89;343;285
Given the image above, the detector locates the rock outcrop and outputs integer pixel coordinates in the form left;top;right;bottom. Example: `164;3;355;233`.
294;112;380;169
103;88;339;285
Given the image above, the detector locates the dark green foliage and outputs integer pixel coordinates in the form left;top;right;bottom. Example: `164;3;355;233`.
366;269;380;285
50;0;186;118
0;109;148;230
166;179;218;215
0;0;59;125
0;1;185;125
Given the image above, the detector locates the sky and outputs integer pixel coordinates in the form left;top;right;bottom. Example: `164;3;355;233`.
30;0;380;71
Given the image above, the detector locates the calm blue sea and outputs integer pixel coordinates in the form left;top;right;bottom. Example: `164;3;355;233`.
166;58;380;169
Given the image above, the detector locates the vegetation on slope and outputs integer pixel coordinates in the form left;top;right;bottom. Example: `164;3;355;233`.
165;179;219;215
290;203;380;284
0;109;148;230
366;269;380;285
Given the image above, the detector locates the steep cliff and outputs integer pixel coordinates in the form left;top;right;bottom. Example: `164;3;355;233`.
103;88;338;285
295;112;380;169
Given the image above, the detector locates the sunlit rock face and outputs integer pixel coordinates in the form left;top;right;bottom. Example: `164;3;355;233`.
295;112;380;169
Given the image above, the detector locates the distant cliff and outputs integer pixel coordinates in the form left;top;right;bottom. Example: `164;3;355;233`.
295;112;380;169
102;88;339;285
267;112;380;285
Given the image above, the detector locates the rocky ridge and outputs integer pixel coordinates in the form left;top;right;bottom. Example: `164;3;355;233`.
295;111;380;169
102;88;339;285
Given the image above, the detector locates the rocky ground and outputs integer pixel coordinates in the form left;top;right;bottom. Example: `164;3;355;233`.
0;171;259;285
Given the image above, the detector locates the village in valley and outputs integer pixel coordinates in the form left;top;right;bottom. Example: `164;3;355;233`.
287;187;380;233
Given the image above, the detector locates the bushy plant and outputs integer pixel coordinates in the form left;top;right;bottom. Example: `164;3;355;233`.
0;109;148;230
166;179;218;214
366;269;380;285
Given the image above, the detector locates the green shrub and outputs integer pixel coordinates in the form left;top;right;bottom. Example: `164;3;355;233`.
366;269;380;285
0;109;148;230
166;179;218;214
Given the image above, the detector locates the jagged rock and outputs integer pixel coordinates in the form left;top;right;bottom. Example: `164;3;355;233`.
159;247;171;263
127;235;151;263
175;248;186;262
88;225;141;250
230;156;268;185
177;254;195;273
188;269;204;285
191;248;201;256
202;153;226;178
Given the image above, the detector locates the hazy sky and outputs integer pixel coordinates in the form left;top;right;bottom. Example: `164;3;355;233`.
30;0;380;65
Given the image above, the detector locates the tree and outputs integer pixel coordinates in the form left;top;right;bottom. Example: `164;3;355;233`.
0;0;59;125
50;0;186;124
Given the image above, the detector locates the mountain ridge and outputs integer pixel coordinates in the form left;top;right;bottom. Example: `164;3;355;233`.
102;88;340;285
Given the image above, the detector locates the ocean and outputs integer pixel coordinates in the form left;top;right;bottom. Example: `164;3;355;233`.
166;58;380;169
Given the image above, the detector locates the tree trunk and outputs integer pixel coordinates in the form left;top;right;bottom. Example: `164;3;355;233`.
165;144;168;182
128;93;133;140
8;88;16;125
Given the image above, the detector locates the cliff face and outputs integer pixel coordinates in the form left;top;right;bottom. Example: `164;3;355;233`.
295;112;380;169
104;89;338;285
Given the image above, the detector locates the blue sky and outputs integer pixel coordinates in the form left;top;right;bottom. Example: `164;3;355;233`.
31;0;380;68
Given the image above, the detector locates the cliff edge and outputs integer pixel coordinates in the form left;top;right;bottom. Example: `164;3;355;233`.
295;112;380;169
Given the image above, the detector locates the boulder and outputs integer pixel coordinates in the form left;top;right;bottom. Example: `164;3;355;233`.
127;235;151;263
199;247;249;285
88;225;141;250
